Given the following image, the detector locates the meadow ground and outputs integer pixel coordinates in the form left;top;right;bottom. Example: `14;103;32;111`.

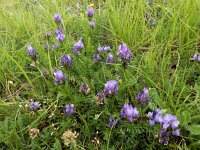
0;0;200;149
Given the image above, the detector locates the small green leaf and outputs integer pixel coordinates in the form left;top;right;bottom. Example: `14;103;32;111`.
53;138;62;150
180;110;191;125
186;125;200;135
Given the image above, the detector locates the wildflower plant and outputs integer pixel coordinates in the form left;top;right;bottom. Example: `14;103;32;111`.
0;0;198;149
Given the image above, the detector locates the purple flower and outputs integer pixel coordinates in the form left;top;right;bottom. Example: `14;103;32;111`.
117;43;132;65
120;103;139;122
55;27;65;42
148;109;181;145
147;109;163;126
96;92;105;105
162;114;179;129
98;46;110;53
159;130;170;145
29;102;41;111
61;54;72;68
136;88;150;107
64;104;74;116
108;118;118;128
44;32;51;39
79;83;90;95
190;52;199;60
172;129;180;136
106;54;114;64
27;45;37;60
55;27;63;36
53;13;62;22
52;43;59;49
94;53;102;63
45;44;50;52
86;7;94;18
104;80;118;96
73;38;84;54
54;70;66;85
89;21;95;28
56;33;65;42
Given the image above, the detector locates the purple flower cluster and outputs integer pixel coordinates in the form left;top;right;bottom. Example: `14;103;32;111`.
96;92;105;104
117;43;132;65
104;80;118;96
54;70;66;85
53;13;62;23
27;45;37;60
79;83;90;95
89;21;95;28
108;118;118;128
64;104;75;116
148;109;180;145
86;7;94;18
136;88;150;107
106;54;114;64
73;38;84;54
94;53;102;63
86;6;95;27
61;54;72;68
55;27;65;42
191;51;200;62
121;103;139;122
98;46;110;53
29;101;40;111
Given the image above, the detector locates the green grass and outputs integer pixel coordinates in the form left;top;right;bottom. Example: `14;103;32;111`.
0;0;200;149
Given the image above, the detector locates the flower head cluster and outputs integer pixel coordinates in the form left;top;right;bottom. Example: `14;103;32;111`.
190;51;200;62
73;38;84;54
27;45;37;60
94;53;102;63
52;43;59;49
54;69;66;85
98;46;110;53
147;109;180;145
53;13;62;23
79;83;90;95
104;80;118;96
120;103;139;122
61;54;72;68
64;104;75;116
108;118;118;128
29;101;41;111
96;92;105;105
61;129;79;146
136;88;150;107
29;128;40;139
106;54;114;64
55;27;65;42
147;109;163;126
44;31;51;39
117;43;132;65
89;21;95;28
86;7;94;18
